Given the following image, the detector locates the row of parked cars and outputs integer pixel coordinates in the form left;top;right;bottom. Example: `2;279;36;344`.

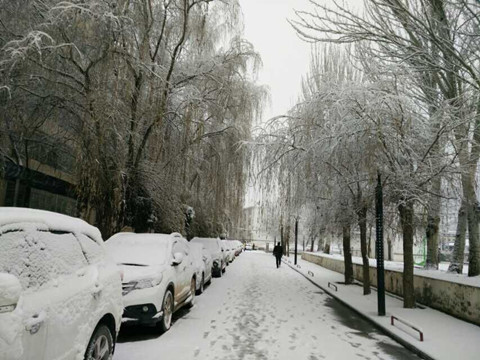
0;208;244;360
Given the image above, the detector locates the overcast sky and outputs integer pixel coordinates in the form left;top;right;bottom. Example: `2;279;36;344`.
239;0;313;123
239;0;361;125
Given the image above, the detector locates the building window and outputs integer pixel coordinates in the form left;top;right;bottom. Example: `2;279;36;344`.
29;188;77;216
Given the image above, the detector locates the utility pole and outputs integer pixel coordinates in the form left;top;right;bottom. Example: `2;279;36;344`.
376;173;386;316
294;217;299;265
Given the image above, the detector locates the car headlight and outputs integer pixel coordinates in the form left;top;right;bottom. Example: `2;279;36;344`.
135;276;163;289
122;275;163;295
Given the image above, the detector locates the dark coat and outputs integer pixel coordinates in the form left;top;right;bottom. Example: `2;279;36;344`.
273;245;283;257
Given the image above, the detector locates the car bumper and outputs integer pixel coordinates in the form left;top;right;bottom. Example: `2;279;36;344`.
121;283;167;323
122;303;163;325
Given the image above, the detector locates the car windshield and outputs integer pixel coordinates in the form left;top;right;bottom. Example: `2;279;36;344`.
0;228;88;290
105;234;170;266
191;238;219;252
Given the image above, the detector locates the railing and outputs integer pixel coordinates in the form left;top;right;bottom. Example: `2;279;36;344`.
328;282;338;291
391;315;424;341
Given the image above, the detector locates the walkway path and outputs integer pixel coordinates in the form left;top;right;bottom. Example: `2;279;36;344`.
115;251;420;360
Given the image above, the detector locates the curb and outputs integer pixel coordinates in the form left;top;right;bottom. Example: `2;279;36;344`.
282;259;435;360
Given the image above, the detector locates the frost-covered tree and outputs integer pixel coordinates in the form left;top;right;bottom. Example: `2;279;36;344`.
290;0;480;277
0;0;264;238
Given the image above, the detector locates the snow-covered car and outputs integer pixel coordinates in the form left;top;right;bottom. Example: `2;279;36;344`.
190;237;226;277
105;232;196;332
0;208;123;360
189;243;212;294
222;240;235;264
219;240;230;266
245;242;253;250
231;240;243;256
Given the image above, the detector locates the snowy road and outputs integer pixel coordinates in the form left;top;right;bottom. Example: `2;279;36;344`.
115;252;419;360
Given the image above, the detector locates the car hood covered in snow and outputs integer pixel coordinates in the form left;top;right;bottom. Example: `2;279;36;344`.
121;263;167;283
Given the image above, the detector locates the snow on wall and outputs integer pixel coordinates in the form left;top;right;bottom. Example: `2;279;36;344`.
303;252;480;326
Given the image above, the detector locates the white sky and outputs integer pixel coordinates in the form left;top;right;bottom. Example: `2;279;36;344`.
239;0;313;123
239;0;361;123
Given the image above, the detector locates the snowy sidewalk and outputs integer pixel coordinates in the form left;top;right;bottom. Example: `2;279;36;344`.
282;254;480;360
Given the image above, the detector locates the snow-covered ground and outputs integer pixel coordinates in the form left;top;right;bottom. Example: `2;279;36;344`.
285;255;480;360
115;252;418;360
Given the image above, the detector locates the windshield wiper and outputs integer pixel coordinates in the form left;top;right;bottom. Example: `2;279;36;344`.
121;263;148;267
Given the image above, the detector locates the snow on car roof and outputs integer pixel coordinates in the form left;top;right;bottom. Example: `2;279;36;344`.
0;207;102;243
191;237;221;251
105;233;174;266
107;232;178;243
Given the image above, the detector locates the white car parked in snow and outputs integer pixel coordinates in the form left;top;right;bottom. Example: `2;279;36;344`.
232;240;243;256
105;232;196;332
221;240;235;264
189;243;212;295
0;208;123;360
190;238;226;277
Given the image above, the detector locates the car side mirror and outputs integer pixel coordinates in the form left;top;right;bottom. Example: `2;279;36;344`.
0;273;22;313
172;252;184;266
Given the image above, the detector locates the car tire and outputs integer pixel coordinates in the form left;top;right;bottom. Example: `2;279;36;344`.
187;277;196;308
196;274;204;295
84;324;113;360
158;289;174;333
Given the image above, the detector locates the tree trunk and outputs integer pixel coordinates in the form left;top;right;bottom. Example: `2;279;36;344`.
310;236;315;252
358;205;371;295
324;240;330;254
368;225;373;258
462;174;480;276
342;224;354;285
426;177;441;269
387;234;393;261
448;201;467;273
399;200;415;308
467;200;480;276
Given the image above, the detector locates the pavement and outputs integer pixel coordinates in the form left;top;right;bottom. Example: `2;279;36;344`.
115;251;421;360
282;254;480;360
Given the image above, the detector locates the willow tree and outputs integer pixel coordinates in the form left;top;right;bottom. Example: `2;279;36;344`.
291;0;480;276
1;0;264;239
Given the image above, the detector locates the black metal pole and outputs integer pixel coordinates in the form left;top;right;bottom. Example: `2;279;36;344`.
376;173;386;316
294;217;299;265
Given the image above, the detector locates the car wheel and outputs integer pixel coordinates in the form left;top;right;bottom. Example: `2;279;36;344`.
197;274;204;295
187;277;196;308
158;289;174;333
84;324;113;360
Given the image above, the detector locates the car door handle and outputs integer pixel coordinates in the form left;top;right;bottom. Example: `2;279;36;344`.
25;311;46;335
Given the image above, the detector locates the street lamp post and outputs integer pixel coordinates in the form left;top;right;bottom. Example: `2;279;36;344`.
376;173;386;316
294;217;299;265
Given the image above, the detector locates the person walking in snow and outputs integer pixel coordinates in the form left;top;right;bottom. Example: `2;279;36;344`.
273;242;283;268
